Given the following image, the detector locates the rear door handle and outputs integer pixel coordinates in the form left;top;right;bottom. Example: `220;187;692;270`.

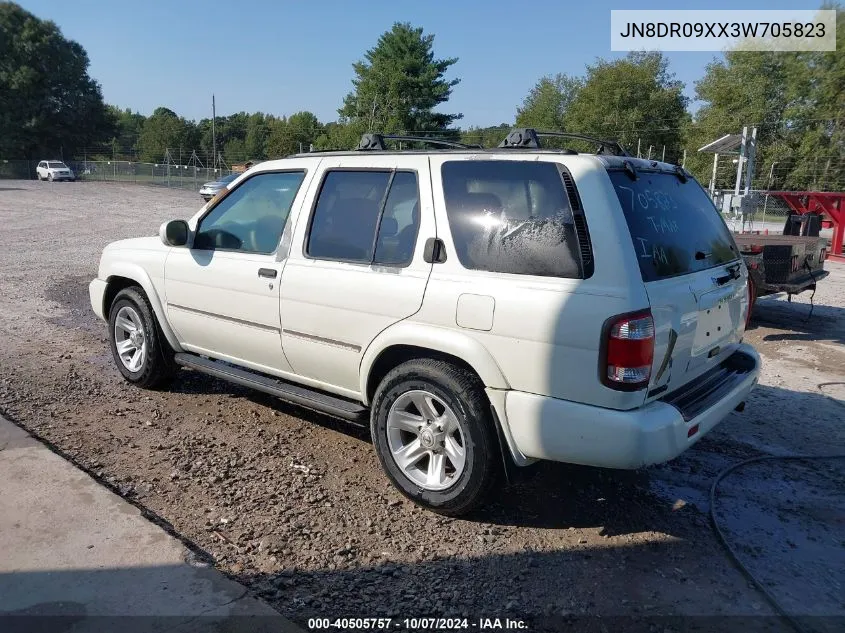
715;264;742;286
258;268;277;279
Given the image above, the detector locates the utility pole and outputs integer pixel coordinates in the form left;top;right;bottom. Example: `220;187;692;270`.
212;94;216;173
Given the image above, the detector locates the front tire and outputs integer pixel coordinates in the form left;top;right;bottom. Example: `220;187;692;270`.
108;287;177;389
371;359;499;516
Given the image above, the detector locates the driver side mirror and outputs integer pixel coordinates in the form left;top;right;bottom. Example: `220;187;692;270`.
159;219;189;247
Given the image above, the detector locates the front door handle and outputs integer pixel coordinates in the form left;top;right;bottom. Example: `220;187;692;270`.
258;268;277;279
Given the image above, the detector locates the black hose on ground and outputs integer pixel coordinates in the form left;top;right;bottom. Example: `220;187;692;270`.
709;383;845;633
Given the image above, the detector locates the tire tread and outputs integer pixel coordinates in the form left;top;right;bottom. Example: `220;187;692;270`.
108;286;176;389
371;358;499;516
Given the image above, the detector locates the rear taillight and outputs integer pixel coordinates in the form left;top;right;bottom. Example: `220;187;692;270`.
602;310;654;391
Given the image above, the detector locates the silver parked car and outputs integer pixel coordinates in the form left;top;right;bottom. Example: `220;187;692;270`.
199;172;239;201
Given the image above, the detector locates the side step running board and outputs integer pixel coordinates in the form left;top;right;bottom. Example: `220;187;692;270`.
174;353;368;423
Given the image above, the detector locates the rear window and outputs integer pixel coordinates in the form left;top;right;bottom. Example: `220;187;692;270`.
609;171;739;282
441;160;583;278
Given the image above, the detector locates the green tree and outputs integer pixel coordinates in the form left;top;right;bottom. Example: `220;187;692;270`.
223;137;247;162
215;112;248;161
0;2;114;158
136;107;195;162
339;22;461;133
780;6;844;190
685;51;794;188
683;7;844;191
107;106;146;156
313;121;366;151
244;113;270;159
266;111;323;157
564;52;688;157
516;74;582;131
459;124;512;148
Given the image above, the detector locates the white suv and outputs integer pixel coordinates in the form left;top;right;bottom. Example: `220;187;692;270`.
89;129;760;515
36;160;75;181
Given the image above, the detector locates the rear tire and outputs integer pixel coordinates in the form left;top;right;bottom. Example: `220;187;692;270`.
108;287;177;389
371;359;500;516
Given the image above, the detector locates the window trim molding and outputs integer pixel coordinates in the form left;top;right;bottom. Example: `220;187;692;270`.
302;167;421;269
191;168;308;256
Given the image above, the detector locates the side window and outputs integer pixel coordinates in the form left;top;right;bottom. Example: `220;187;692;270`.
374;172;420;265
441;160;584;279
307;170;420;266
194;171;305;253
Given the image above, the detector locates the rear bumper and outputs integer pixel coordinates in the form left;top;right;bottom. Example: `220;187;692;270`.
89;278;107;321
762;269;829;294
504;344;761;469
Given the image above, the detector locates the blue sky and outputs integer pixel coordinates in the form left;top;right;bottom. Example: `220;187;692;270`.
19;0;823;127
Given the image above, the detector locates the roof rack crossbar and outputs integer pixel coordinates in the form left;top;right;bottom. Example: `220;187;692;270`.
357;133;480;151
498;128;630;157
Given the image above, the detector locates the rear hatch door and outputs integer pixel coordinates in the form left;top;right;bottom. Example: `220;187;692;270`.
608;166;747;401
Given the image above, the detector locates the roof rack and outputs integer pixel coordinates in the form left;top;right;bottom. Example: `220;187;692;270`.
357;133;481;151
498;128;630;157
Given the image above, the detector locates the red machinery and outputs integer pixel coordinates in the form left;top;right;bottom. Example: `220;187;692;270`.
766;191;845;262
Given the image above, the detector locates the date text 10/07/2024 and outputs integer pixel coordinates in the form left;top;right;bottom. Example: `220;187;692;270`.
307;617;529;630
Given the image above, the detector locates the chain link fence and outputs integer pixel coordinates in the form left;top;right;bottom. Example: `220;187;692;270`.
712;189;838;242
0;159;234;191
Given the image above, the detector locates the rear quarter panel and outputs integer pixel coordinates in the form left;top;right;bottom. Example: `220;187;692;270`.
417;155;649;410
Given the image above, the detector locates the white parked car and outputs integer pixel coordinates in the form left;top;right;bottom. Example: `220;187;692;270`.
36;160;75;181
89;129;760;515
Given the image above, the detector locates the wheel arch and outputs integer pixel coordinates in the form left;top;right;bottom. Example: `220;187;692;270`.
360;327;531;470
360;325;510;406
103;266;182;352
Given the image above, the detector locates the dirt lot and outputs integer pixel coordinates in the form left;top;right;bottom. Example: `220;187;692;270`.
0;180;843;632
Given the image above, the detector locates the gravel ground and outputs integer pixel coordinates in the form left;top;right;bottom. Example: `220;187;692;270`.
0;180;843;632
